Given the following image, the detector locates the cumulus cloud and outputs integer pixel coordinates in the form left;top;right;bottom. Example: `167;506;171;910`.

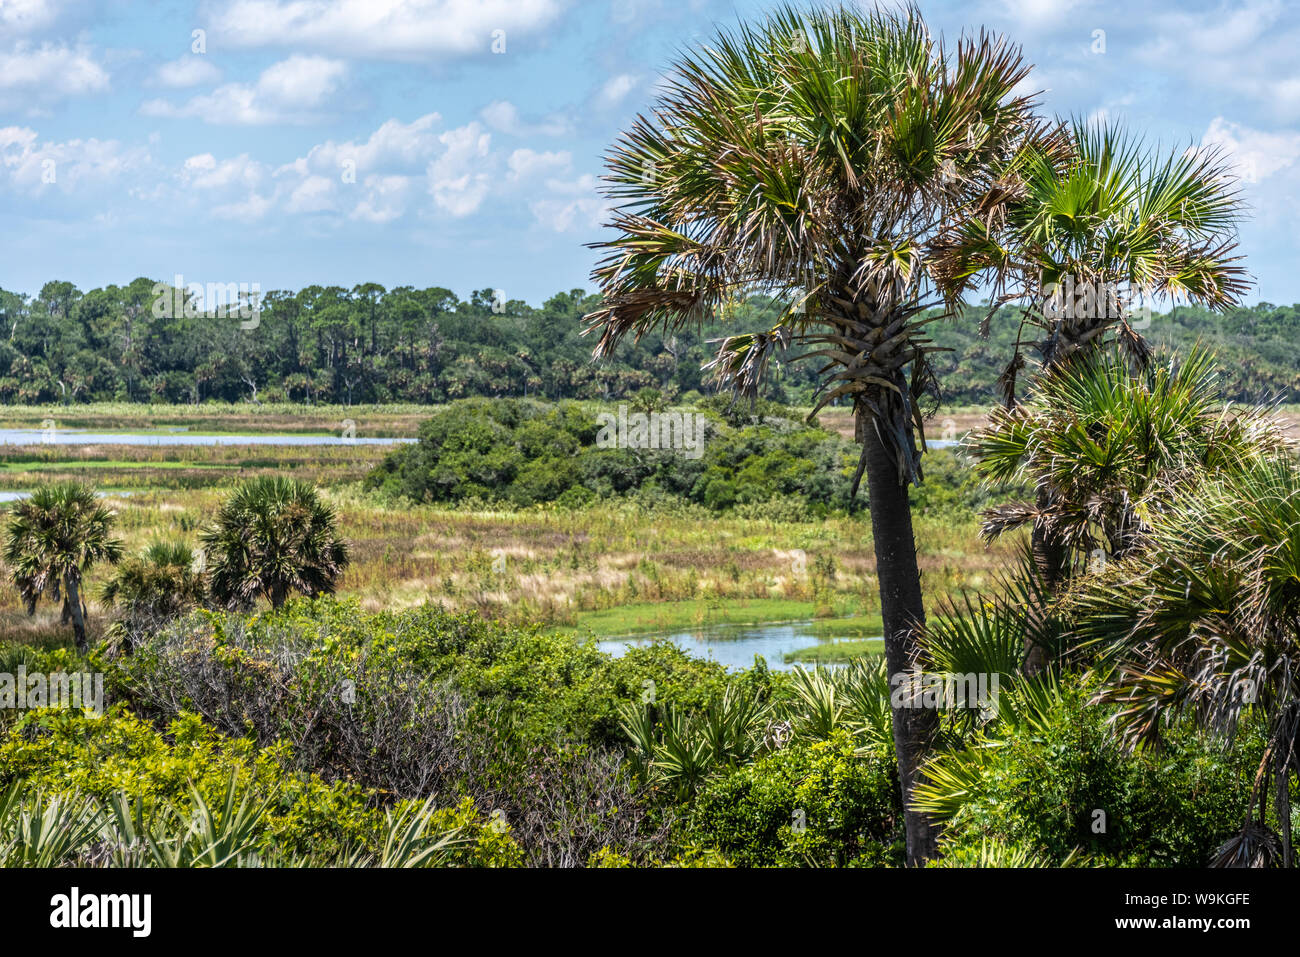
141;55;347;124
0;43;109;111
0;126;149;194
591;73;639;110
154;56;222;88
205;0;568;61
427;121;493;216
1200;116;1300;183
0;0;65;39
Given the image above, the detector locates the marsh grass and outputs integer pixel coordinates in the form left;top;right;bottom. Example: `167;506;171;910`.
0;404;1022;645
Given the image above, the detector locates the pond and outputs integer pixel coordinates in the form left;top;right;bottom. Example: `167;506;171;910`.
0;490;138;502
595;619;883;672
0;429;414;447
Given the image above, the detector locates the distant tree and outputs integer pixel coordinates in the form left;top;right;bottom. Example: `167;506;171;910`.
4;482;123;652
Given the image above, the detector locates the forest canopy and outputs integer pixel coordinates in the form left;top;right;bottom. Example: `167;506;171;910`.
0;279;1297;407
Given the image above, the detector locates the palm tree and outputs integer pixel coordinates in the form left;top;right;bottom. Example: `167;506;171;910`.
970;347;1290;670
932;120;1248;621
102;540;207;640
199;477;350;610
3;482;123;652
973;346;1289;559
582;3;1053;863
1070;458;1300;866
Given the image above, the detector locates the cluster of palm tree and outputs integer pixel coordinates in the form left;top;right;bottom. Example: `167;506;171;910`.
585;3;1249;863
3;477;350;652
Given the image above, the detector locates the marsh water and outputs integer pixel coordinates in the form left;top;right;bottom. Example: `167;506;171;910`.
0;429;413;447
595;620;883;672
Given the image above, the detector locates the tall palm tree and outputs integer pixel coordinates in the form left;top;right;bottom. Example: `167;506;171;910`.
932;120;1249;623
102;540;207;640
199;477;349;611
3;482;123;652
1070;458;1300;866
583;3;1054;864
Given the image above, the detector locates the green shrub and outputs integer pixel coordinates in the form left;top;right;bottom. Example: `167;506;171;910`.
687;730;901;867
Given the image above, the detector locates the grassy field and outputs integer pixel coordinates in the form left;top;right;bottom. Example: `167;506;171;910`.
0;402;1022;651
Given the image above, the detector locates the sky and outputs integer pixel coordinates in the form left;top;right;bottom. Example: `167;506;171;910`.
3;0;1300;307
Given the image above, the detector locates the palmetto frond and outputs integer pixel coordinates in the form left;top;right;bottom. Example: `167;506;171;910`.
969;345;1292;558
3;482;123;615
933;118;1249;370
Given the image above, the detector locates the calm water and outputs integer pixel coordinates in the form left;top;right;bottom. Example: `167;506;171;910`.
0;429;413;447
0;490;138;502
595;620;883;672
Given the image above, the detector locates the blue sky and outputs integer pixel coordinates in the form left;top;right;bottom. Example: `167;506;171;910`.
3;0;1300;306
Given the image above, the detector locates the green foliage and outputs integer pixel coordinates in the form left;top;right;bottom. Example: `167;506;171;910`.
916;674;1264;867
687;730;901;867
3;481;123;647
366;397;863;513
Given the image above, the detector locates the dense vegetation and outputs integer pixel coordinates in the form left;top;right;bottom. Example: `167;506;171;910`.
2;279;1298;407
2;4;1297;874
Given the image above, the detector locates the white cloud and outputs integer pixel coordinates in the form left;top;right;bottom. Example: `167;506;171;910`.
507;147;570;182
181;152;267;191
154;56;222;88
592;73;638;110
285;174;337;214
480;100;572;137
1200;116;1300;183
528;172;605;232
427;121;493;216
289;112;442;176
141;55;347;125
351;174;413;223
0;126;149;194
206;0;568;61
0;43;109;111
0;0;64;39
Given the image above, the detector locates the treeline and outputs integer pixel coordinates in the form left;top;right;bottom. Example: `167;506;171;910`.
1;279;1297;406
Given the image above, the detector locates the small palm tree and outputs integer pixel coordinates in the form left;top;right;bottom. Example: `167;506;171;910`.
974;346;1290;559
199;477;349;610
102;540;207;640
584;2;1052;865
1070;458;1300;866
970;347;1290;671
3;482;123;652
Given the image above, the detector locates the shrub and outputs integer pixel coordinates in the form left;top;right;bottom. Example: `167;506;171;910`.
687;730;902;867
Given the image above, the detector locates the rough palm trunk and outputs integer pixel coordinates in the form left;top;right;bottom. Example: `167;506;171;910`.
861;407;940;865
1024;486;1068;676
65;573;88;653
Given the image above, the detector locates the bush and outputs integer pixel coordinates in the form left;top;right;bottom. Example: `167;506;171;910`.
927;676;1265;866
687;730;902;867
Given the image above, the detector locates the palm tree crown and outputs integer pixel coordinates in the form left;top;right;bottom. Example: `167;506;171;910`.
3;482;123;651
199;477;350;611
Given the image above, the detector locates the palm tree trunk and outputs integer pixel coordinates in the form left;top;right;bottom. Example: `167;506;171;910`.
65;574;88;653
861;408;940;865
1025;487;1068;676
